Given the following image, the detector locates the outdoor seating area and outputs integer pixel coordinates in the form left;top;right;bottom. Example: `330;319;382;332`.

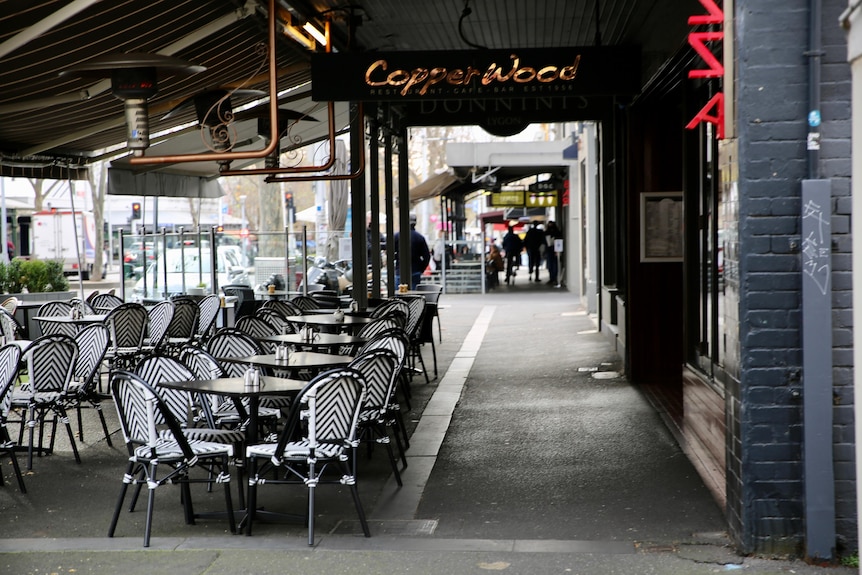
0;285;440;547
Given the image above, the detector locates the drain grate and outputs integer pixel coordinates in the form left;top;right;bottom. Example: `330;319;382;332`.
592;371;621;379
331;519;438;536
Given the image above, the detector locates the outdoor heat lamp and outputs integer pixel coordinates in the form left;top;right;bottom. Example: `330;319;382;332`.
60;53;205;156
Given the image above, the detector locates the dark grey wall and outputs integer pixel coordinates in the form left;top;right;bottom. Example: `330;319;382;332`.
731;0;853;555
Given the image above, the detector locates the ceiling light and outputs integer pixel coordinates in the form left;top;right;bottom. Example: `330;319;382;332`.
284;14;327;50
60;53;205;156
302;22;327;46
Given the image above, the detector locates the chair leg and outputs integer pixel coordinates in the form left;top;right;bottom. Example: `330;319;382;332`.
382;434;403;486
144;479;157;548
109;462;134;537
306;469;316;546
9;447;27;492
94;401;114;447
221;456;237;534
59;407;81;464
26;405;35;470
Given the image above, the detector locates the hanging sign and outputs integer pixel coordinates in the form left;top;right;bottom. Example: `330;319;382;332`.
311;47;640;102
685;0;725;139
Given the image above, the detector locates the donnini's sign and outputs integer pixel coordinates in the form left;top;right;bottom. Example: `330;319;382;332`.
311;47;639;102
685;0;725;139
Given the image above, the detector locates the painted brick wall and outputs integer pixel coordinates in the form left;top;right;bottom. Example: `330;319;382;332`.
732;0;854;554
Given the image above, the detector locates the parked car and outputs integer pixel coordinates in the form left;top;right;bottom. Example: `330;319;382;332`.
130;247;250;301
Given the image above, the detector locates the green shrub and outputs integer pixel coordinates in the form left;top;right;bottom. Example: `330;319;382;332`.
0;258;69;293
45;260;68;292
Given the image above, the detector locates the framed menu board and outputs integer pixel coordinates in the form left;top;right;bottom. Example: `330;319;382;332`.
640;192;683;262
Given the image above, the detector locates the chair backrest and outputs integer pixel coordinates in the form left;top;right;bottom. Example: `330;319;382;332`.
0;343;22;422
222;285;257;319
356;317;401;340
36;301;77;337
235;315;278;340
276;367;367;460
85;291;99;306
370;298;410;322
110;370;194;458
73;323;109;388
291;295;320;311
0;308;21;341
166;297;199;341
105;302;148;350
349;348;398;417
413;283;443;304
24;334;78;394
146;301;174;349
196;294;220;339
356;328;409;372
398;295;426;339
262;299;303;317
134;354;198;426
310;291;340;309
179;346;225;380
90;293;124;313
254;308;292;334
206;328;264;377
1;297;18;315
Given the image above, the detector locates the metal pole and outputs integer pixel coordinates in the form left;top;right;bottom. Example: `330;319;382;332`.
302;224;308;295
179;226;186;295
67;177;85;298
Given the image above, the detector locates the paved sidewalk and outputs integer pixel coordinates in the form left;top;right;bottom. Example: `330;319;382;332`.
0;288;852;574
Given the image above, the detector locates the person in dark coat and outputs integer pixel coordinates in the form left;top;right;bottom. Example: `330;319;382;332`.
544;220;563;285
393;213;431;289
523;221;545;282
501;225;523;284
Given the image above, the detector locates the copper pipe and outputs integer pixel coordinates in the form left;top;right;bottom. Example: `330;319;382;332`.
128;0;280;167
263;103;365;183
217;100;337;176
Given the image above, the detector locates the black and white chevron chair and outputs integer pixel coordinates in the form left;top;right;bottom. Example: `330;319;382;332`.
398;295;430;383
108;371;235;547
245;367;370;544
179;346;280;438
161;297;199;355
355;328;411;449
261;299;303;318
35;301;78;338
11;334;79;470
338;316;402;356
370;298;410;324
235;315;278;349
104;302;148;374
142;300;174;353
290;295;320;311
349;349;403;486
195;294;220;345
0;343;25;492
63;323;112;446
89;293;124;314
205;328;265;378
0;307;23;342
254;307;293;335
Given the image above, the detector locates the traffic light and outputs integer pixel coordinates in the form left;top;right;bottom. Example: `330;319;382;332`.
284;191;295;223
131;202;141;219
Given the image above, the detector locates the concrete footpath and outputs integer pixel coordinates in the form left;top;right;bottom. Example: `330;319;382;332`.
0;285;853;575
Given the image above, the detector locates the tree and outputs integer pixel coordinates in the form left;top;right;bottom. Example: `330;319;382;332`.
87;161;107;280
26;178;62;212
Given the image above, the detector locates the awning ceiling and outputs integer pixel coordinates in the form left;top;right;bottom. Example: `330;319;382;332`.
0;1;692;180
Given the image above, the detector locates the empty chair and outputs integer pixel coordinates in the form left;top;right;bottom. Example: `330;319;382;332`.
309;291;340;309
290;295;320;311
221;285;258;320
1;297;18;316
412;283;443;342
35;301;77;338
195;294;220;344
245;367;370;544
399;294;431;383
254;307;293;335
89;293;124;314
142;300;174;353
349;349;403;486
12;334;79;470
104;302;148;374
0;344;25;492
108;371;235;547
235;315;278;340
64;323;112;446
0;308;23;342
162;297;200;355
261;299;303;318
205;328;265;378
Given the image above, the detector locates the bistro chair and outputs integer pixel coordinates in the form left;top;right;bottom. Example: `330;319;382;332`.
235;315;278;343
254;307;293;335
142;300;174;354
0;308;23;342
11;334;79;470
349;349;403;486
108;371;235;547
135;355;249;503
290;295;320;311
104;302;148;375
195;294;220;345
35;301;77;338
89;293;124;314
63;323;112;446
205;328;265;378
245;367;369;545
221;285;258;320
355;328;411;452
399;294;431;383
261;299;303;318
1;296;19;316
162;297;200;355
413;283;443;342
0;343;25;492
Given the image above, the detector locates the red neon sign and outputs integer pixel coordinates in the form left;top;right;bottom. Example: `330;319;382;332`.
686;0;724;139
